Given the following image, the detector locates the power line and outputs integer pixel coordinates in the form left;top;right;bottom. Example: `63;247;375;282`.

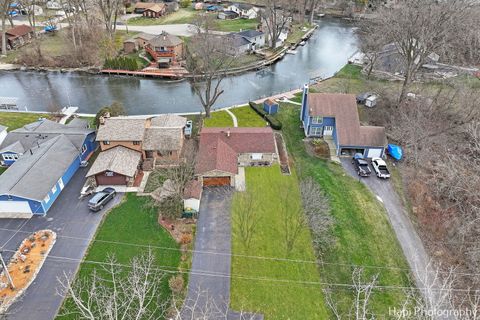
1;248;473;294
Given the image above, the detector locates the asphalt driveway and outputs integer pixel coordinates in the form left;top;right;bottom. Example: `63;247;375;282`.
340;158;450;316
0;166;122;320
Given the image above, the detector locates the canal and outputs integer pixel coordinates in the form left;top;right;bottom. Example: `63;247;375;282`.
0;18;358;115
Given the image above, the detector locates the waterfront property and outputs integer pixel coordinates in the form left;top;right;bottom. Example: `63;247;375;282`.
195;127;278;188
0;24;35;52
300;85;387;158
227;3;259;19
145;32;184;67
218;10;239;20
0;119;96;216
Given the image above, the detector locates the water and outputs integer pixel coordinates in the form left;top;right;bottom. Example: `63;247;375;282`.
0;18;358;115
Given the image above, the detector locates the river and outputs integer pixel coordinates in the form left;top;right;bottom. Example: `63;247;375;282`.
0;18;358;115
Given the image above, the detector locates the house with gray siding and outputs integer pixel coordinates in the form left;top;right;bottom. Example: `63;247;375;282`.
300;85;387;158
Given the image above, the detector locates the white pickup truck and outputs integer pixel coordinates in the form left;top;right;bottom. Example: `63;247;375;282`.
371;158;391;179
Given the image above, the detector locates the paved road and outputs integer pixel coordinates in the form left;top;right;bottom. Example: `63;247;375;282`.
182;187;262;320
340;159;452;318
0;167;122;320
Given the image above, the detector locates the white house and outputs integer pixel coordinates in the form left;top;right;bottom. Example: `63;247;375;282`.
46;1;62;10
0;125;7;147
227;3;259;19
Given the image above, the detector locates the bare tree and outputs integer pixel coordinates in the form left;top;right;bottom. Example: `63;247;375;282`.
357;20;385;78
375;0;471;103
0;0;12;56
58;250;169;320
233;192;259;250
97;0;122;38
185;15;237;118
260;0;294;49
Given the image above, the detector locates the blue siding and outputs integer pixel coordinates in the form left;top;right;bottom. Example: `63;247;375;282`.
80;132;97;161
263;102;279;115
301;84;309;123
0;194;44;214
0;151;19;166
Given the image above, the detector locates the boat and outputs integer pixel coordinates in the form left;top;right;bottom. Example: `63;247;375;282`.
299;41;307;46
286;49;297;55
317;13;325;18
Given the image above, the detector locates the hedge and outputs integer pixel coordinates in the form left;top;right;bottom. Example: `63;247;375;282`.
248;101;282;130
104;57;140;71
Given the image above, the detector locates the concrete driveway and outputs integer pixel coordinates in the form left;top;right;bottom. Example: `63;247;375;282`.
0;166;122;320
340;158;450;315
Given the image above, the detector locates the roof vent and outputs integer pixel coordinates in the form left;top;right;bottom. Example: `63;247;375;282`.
226;129;231;137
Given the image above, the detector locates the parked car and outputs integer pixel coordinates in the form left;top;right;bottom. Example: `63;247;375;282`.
184;120;193;138
352;153;371;177
88;187;116;211
356;92;375;104
371;157;390;179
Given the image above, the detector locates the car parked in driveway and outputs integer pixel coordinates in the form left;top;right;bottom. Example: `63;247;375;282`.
88;187;116;211
356;92;375;104
352;153;372;177
371;157;391;179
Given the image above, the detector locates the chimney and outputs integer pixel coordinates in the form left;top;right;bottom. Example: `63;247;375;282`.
99;116;105;125
226;129;231;137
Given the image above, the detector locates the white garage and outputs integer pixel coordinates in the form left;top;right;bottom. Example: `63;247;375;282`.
0;201;32;213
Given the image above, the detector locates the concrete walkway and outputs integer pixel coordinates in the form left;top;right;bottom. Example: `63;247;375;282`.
225;108;238;127
58;106;78;124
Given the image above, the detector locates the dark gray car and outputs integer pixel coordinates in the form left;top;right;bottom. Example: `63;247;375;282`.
88;187;116;211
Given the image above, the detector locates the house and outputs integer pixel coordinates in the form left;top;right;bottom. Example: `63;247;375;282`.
46;1;61;9
86;146;142;186
123;32;156;54
134;2;155;14
218;10;238;20
300;85;387;158
227;3;259;19
235;29;265;50
143;3;166;18
0;119;97;216
0;24;34;52
263;99;279;114
0;125;7;146
145;32;184;67
195;127;278;188
183;180;202;212
220;30;264;55
95;114;187;167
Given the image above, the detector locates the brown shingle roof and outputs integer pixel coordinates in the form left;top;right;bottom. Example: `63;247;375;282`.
143;127;182;151
195;127;276;175
134;2;155;9
6;25;34;38
148;32;183;48
184;180;202;199
96;118;146;141
144;3;165;12
87;146;141;178
308;93;386;147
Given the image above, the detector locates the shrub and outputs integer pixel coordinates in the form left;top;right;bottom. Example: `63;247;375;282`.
168;275;184;294
180;233;193;244
103;56;139;71
179;0;191;8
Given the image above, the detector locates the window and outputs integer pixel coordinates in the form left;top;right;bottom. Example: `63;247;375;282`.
13;154;19;160
311;116;323;124
58;178;64;190
103;141;110;145
251;153;263;160
105;171;114;177
133;141;141;145
310;126;322;136
44;194;50;203
51;184;57;194
2;154;11;160
81;144;87;154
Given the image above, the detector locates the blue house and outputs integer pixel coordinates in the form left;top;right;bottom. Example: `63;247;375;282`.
300;84;386;158
263;99;279;115
0;119;96;216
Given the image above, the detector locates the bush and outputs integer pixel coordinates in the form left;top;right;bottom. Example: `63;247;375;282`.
103;56;139;71
168;275;184;294
180;233;193;244
179;0;191;8
249;102;282;130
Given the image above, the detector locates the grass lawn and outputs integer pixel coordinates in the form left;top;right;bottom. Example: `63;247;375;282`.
127;8;199;26
276;104;412;316
230;165;329;319
213;18;260;32
203;110;234;127
230;105;266;127
57;194;181;319
0;167;6;175
286;23;313;44
0;112;50;131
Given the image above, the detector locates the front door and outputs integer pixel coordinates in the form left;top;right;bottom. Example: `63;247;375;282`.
145;150;154;159
323;126;334;136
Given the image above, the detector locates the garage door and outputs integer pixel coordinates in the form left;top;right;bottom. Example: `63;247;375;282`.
366;148;383;158
0;201;32;213
203;177;231;187
96;173;127;185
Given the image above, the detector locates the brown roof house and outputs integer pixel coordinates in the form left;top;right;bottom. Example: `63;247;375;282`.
143;3;166;18
145;31;184;67
0;25;34;52
123;32;156;54
95;114;187;169
300;84;387;158
133;2;155;13
195;127;278;189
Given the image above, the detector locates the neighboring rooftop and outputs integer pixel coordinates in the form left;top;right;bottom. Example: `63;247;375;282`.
233;3;254;10
0;125;6;132
143;127;183;151
87;146;141;178
5;24;34;38
96;118;146;141
149;114;187;128
308;93;386;147
145;3;165;13
183;180;202;199
148;31;183;48
236;30;264;38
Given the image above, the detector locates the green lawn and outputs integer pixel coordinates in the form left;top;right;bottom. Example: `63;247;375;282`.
0;112;50;131
57;194;181;319
127;8;199;26
214;18;260;32
276;105;412;316
0;167;6;175
230;105;266;127
230;165;329;319
203;110;234;127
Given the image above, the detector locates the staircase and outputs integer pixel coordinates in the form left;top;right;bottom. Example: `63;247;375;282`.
323;136;341;163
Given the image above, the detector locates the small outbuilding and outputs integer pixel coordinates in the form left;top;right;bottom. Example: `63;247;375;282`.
143;3;166;18
183;180;202;212
218;10;239;20
263;99;279;115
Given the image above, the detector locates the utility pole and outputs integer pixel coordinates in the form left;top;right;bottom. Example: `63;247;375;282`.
0;251;15;290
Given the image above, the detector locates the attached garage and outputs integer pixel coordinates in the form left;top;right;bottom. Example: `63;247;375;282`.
0;200;32;214
203;176;231;187
95;171;127;185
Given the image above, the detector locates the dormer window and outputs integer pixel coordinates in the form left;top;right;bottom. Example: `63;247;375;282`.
311;116;323;124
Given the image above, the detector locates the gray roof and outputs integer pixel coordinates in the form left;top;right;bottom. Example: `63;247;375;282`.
149;32;183;48
143;127;183;151
96;118;146;141
126;32;156;43
236;30;263;39
0;119;94;153
0;135;79;202
87;146;141;178
0;125;6;132
226;34;251;48
67;118;89;129
0;141;25;154
233;3;253;10
149;114;187;128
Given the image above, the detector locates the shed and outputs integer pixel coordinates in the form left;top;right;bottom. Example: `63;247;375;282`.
218;10;239;20
183;180;202;212
263;99;279;115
